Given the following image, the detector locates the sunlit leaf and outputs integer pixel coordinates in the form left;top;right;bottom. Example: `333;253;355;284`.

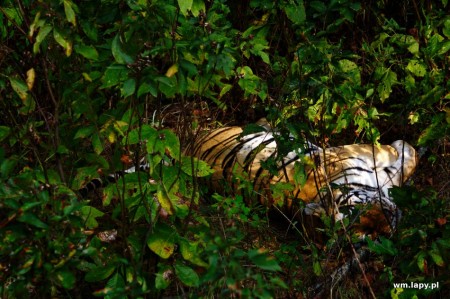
191;0;205;17
406;59;426;77
179;238;208;267
26;68;35;90
33;24;52;53
9;77;28;100
63;0;77;26
165;64;178;77
177;0;193;16
147;223;177;259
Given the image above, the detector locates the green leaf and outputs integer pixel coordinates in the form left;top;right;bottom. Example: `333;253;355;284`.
191;0;205;17
284;0;306;25
438;40;450;55
418;114;446;145
155;267;172;289
92;133;104;154
53;28;72;56
367;236;398;256
101;65;129;88
219;84;232;98
237;66;261;97
105;272;125;293
1;156;19;179
18;212;49;229
156;186;174;216
375;67;397;102
63;0;77;26
74;125;95;139
141;124;158;140
248;249;282;271
337;59;361;84
181;156;214;177
33;24;52;53
9;77;28;100
138;81;158;97
85;264;115;282
112;34;134;64
81;20;98;41
56;269;76;289
406;60;426;77
443;19;450;38
74;44;99;60
416;251;427;272
174;262;200;287
429;247;445;267
0;126;11;142
177;0;193;16
121;78;136;97
147;223;177;259
147;129;180;159
293;161;307;186
179;238;208;267
80;206;105;228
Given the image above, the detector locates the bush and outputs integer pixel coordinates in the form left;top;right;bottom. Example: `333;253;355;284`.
1;0;449;297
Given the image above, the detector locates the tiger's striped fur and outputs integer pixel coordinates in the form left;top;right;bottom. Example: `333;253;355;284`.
188;122;418;229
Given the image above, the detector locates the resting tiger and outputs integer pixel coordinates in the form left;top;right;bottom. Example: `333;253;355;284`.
187;120;418;231
78;119;418;235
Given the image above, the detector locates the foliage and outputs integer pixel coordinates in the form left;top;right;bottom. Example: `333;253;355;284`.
0;0;449;297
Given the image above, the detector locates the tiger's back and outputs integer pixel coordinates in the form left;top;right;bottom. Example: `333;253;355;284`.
188;123;418;229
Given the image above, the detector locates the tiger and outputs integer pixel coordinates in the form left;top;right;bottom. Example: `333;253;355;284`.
187;119;418;232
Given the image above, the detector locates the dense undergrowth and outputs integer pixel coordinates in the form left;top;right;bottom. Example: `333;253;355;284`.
1;0;449;298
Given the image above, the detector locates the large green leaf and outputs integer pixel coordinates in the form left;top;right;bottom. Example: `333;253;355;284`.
284;0;306;25
112;34;134;64
147;223;178;259
174;262;200;287
177;0;193;16
179;238;208;267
